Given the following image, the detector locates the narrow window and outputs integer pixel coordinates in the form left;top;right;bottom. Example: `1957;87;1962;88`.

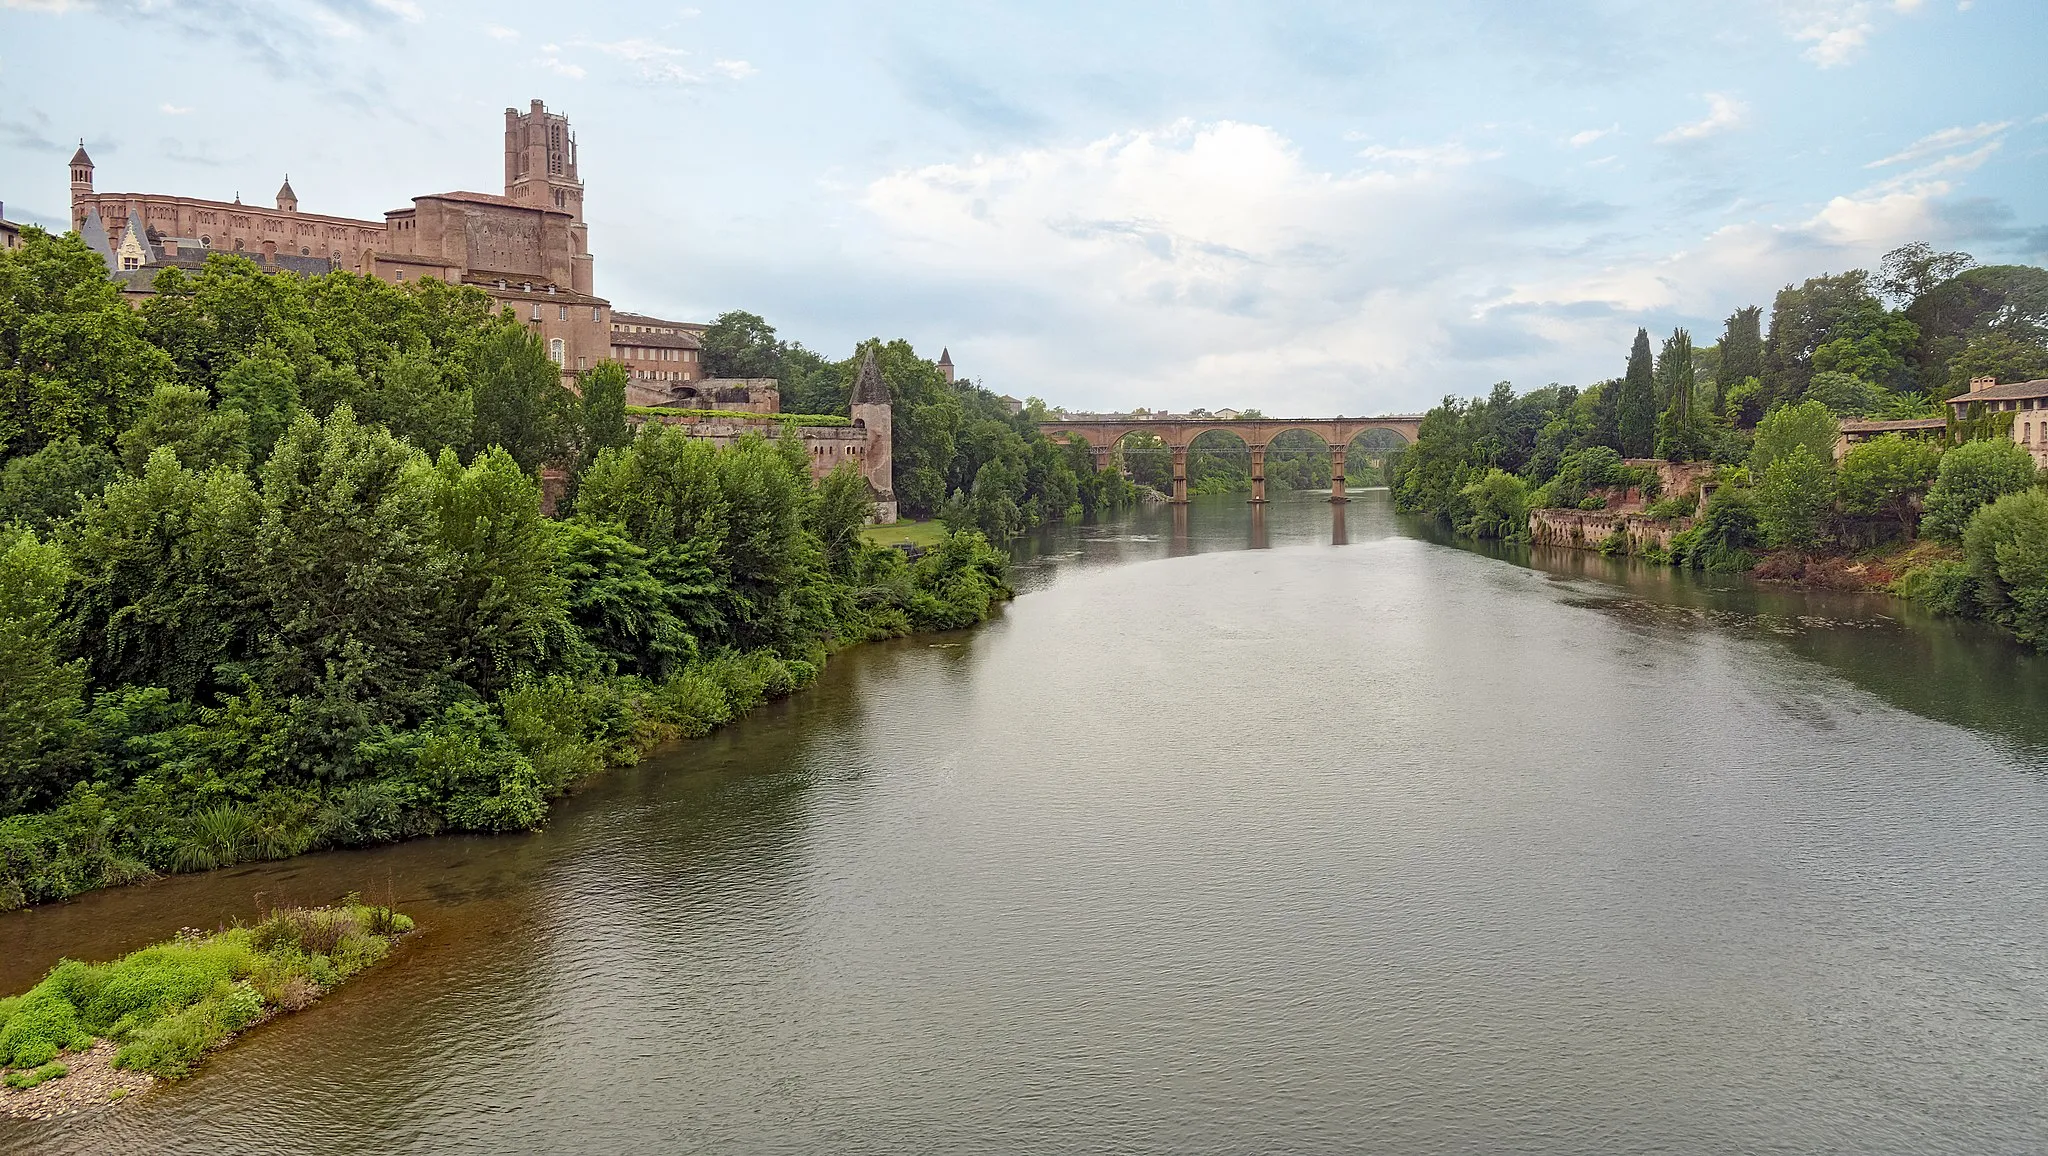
549;338;564;365
532;304;542;321
559;305;568;321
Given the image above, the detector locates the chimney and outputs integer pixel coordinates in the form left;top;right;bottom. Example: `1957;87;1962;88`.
1971;375;1997;393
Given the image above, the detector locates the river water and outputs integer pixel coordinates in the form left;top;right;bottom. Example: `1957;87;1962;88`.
7;490;2048;1154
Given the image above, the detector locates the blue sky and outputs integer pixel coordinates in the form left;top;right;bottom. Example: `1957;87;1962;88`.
3;0;2044;415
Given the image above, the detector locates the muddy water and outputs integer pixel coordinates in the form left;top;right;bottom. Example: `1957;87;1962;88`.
7;490;2048;1154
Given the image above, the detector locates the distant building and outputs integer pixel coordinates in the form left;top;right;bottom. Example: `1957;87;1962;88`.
610;311;706;393
68;102;610;381
0;202;21;250
937;347;955;383
1950;375;2048;467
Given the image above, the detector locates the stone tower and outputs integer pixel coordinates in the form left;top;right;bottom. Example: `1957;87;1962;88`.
937;347;955;384
68;142;93;230
850;347;897;524
504;99;593;294
276;176;298;213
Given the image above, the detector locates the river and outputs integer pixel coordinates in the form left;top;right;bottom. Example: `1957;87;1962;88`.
6;489;2048;1154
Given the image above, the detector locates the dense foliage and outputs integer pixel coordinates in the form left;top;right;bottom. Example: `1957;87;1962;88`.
0;229;1021;910
1388;240;2048;646
695;312;1135;535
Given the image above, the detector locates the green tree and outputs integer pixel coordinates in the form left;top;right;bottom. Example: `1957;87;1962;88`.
358;350;472;458
1761;271;1914;403
1654;328;1707;461
1944;330;2048;397
1804;371;1885;418
1717;306;1765;414
254;407;451;774
115;384;250;474
0;228;174;458
1922;437;2038;543
699;310;785;379
1747;399;1839;477
426;447;572;694
1617;328;1658;457
0;529;91;813
0;439;120;532
1456;469;1529;539
214;350;301;463
576;361;631;462
63;451;264;703
1755;445;1834;551
1836;434;1942;539
1961;489;2048;648
467;323;573;474
550;519;694;679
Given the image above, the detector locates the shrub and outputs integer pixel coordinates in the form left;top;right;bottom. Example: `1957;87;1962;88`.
1669;487;1761;572
1922;437;2037;543
1643;492;1699;521
1455;469;1529;540
3;1060;68;1089
1756;446;1834;551
1961;489;2048;647
1893;560;1977;618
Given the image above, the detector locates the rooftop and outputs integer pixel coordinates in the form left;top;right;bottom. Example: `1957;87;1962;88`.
1948;378;2048;403
1839;417;1948;433
611;329;701;350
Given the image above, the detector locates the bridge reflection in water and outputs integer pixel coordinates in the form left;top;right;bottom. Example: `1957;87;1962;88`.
1162;493;1349;555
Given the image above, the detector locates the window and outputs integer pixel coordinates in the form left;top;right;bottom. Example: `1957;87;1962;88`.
122;256;141;271
577;356;587;369
592;307;601;322
300;247;310;256
549;338;564;365
233;238;244;250
395;270;405;281
532;304;542;321
559;306;568;321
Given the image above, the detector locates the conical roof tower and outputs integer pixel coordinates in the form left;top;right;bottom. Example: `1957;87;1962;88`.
851;346;890;405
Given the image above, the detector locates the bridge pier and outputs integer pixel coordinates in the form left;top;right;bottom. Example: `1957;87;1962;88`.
1332;502;1348;546
1249;444;1267;504
1329;444;1349;503
1170;445;1189;504
1090;446;1111;475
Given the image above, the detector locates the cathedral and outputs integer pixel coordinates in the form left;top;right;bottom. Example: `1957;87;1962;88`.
63;99;899;518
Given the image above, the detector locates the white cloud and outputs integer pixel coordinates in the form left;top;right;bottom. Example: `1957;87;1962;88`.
1356;142;1499;168
160;102;192;115
537;46;585;80
855;121;1610;413
1655;93;1746;143
1567;126;1616;148
713;58;756;80
485;24;519;41
1778;0;1927;67
368;0;423;22
0;0;90;10
1866;120;2010;167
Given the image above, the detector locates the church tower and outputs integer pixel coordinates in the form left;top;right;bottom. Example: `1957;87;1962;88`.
504;99;593;294
850;347;897;524
276;176;298;213
69;142;94;231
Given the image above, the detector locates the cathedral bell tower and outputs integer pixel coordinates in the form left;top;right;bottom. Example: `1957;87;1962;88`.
69;141;94;231
504;99;593;294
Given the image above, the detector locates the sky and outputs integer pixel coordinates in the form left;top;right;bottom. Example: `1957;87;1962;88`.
2;0;2045;416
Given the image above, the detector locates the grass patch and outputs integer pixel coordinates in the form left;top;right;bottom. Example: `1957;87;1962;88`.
0;899;413;1082
625;407;852;427
860;519;949;549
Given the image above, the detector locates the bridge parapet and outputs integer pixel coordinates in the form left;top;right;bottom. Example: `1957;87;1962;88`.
1037;415;1422;504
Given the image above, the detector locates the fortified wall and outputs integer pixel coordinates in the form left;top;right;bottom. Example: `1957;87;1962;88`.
1526;459;1715;555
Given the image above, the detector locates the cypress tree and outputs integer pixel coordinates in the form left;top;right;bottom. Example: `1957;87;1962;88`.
1654;328;1707;461
1617;328;1658;458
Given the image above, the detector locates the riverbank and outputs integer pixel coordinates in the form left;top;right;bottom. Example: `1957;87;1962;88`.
0;900;413;1121
0;527;1014;914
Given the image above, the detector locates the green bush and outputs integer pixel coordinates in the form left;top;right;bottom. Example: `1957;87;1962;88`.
1893;560;1977;617
0;902;411;1080
1923;437;2037;543
3;1059;67;1089
1962;489;2048;647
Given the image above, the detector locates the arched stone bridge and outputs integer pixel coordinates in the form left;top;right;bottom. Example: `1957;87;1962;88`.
1038;416;1423;503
